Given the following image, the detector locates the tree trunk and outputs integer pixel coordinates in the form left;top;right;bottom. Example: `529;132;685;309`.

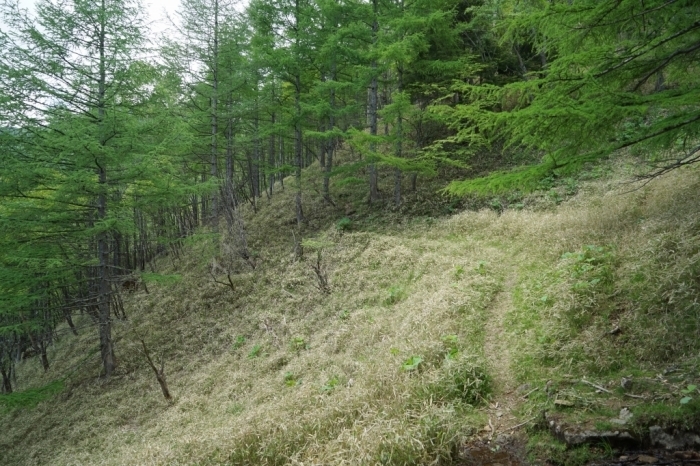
210;0;220;222
368;0;380;204
323;59;336;202
293;0;304;225
97;0;115;377
269;108;276;197
0;366;11;394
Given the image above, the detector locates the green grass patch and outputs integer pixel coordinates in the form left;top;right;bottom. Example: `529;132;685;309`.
0;379;64;412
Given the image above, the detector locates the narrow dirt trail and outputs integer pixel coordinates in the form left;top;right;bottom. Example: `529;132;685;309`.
483;271;521;435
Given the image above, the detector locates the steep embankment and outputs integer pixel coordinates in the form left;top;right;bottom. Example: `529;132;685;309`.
3;162;700;465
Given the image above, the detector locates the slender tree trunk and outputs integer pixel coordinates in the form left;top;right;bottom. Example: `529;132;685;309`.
268;84;276;197
97;0;115;377
323;59;336;201
394;65;403;206
252;97;260;201
209;0;220;222
0;365;11;394
293;0;304;225
368;0;380;203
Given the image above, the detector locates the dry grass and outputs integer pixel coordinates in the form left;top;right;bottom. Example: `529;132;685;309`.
3;159;700;465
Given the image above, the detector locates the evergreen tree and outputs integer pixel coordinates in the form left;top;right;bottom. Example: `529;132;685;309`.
0;0;154;377
444;0;700;194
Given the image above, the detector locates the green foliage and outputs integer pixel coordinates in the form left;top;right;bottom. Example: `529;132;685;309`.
421;357;490;405
321;376;340;393
0;380;64;412
384;285;406;306
443;0;700;195
401;356;423;372
232;335;246;351
290;336;308;352
562;246;614;296
440;334;459;360
248;344;264;359
681;385;698;405
335;217;352;232
141;273;183;286
283;372;300;387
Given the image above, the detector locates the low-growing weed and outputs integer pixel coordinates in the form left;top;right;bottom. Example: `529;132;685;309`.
402;356;423;372
336;217;352;231
232;335;246;351
284;372;300;387
384;285;406;305
321;376;340;393
248;344;263;359
290;336;308;351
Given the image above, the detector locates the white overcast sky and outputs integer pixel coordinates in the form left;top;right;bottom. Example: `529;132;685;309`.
12;0;247;34
143;0;180;33
11;0;180;34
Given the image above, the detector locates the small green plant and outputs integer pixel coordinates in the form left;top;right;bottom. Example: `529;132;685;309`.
226;403;244;415
390;347;400;356
402;356;423;372
476;261;487;274
441;334;459;360
248;344;263;359
321;376;340;393
335;217;352;231
453;265;465;280
562;245;614;291
680;384;698;405
548;189;563;204
232;335;246;351
339;309;350;320
284;372;300;387
290;336;307;351
384;285;406;305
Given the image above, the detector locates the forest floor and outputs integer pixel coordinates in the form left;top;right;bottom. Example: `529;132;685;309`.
3;157;700;465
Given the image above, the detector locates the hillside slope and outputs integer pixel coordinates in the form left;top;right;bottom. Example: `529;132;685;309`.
3;162;700;465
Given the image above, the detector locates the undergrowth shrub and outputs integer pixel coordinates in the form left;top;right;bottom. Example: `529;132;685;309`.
560;245;615;330
420;356;491;406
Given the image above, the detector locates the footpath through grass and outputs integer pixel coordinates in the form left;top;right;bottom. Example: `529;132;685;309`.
3;161;700;465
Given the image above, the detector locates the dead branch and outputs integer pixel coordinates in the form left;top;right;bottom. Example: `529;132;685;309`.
581;379;614;394
139;338;172;401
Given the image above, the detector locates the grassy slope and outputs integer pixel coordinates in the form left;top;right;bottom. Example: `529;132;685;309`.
3;159;700;465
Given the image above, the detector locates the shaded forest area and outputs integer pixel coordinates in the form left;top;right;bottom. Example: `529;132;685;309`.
0;0;698;394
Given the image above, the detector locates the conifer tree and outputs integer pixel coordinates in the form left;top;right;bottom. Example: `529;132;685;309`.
0;0;154;377
444;0;700;194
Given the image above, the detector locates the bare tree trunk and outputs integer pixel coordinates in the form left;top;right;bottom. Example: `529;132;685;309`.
97;0;115;377
0;366;11;394
368;0;380;204
323;59;336;202
293;0;304;225
394;65;403;206
209;0;220;222
269;108;276;197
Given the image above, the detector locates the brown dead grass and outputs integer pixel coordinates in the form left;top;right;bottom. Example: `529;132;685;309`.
3;159;700;465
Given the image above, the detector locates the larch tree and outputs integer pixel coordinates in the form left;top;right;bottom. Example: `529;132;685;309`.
0;0;152;377
443;0;700;194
